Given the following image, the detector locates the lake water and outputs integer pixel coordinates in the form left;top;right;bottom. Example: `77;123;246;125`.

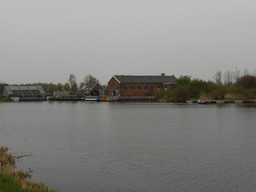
0;101;256;191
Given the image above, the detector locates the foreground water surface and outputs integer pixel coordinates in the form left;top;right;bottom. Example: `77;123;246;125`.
0;102;256;191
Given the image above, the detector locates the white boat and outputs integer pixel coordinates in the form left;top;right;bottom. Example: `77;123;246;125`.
197;100;210;104
85;96;99;101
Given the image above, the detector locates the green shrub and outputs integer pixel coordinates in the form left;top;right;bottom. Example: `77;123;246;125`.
0;172;29;192
170;86;189;102
153;89;171;102
0;96;13;102
212;86;227;100
242;88;256;100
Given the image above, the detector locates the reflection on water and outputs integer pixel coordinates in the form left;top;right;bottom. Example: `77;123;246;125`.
1;102;256;191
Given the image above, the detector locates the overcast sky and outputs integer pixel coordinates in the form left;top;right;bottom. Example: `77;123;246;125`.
1;0;256;85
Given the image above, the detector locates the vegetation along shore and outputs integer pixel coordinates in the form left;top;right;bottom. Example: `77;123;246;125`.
2;69;256;102
154;70;256;102
0;96;12;102
0;146;57;192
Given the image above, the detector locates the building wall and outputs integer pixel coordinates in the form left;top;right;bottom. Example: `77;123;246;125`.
163;84;176;89
120;83;163;96
54;91;72;97
108;77;120;97
108;77;176;97
91;84;105;96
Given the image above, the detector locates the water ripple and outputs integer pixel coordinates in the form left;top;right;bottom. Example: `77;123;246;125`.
1;102;256;191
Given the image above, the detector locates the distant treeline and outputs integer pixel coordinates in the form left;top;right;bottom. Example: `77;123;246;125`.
7;69;256;100
10;74;102;95
154;68;256;102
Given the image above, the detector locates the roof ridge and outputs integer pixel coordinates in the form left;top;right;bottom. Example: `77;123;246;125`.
115;75;174;76
113;75;177;84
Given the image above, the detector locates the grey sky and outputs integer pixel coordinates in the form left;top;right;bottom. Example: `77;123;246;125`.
1;0;256;85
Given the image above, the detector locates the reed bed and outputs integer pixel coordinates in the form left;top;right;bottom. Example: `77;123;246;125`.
0;146;57;192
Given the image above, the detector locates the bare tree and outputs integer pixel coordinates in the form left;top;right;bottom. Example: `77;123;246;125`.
213;70;222;85
224;70;234;86
233;67;241;82
243;68;249;76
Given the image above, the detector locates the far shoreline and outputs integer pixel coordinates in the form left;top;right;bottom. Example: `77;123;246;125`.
2;98;256;104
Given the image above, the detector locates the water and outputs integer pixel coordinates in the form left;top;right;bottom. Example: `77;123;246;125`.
0;102;256;191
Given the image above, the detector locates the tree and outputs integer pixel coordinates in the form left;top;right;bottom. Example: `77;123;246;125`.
68;74;78;92
224;70;234;86
71;82;78;92
176;75;191;86
84;74;99;83
243;68;250;76
63;82;71;91
188;79;216;99
56;83;63;91
170;86;189;102
212;85;227;100
236;75;256;89
69;74;76;87
79;82;85;89
213;70;222;85
204;80;217;95
47;83;55;95
233;67;241;82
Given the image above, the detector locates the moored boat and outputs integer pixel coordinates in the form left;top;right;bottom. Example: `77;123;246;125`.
99;97;108;102
197;100;210;104
85;96;99;101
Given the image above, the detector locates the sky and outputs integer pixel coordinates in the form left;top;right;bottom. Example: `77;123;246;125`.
1;0;256;85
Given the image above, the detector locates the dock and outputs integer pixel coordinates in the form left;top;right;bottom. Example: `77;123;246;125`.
114;96;154;102
186;100;256;104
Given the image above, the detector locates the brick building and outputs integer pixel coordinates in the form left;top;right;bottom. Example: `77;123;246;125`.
108;73;177;98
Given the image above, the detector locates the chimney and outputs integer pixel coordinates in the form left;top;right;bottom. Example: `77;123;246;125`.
161;73;165;76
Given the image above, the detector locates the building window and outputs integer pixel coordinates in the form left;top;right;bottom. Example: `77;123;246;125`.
131;87;134;90
165;86;167;91
145;86;147;90
138;87;141;90
157;86;160;90
124;87;127;90
151;86;153;91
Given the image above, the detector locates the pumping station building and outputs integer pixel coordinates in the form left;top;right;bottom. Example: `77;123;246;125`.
108;73;177;101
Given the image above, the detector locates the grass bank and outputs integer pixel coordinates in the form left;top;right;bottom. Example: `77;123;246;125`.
0;96;13;102
0;146;57;192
